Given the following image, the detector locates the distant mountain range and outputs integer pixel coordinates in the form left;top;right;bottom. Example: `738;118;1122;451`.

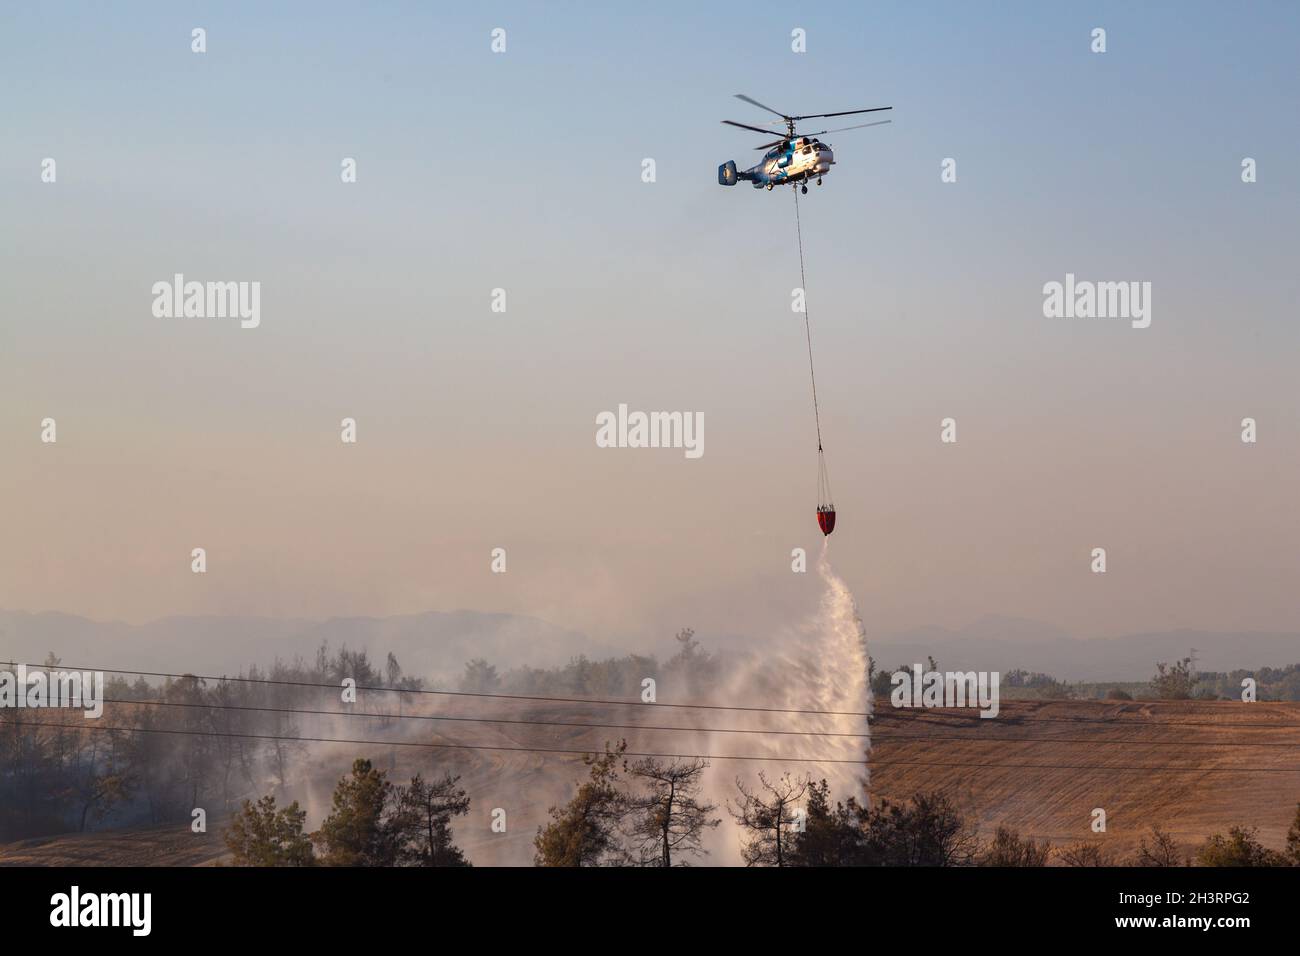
1;609;1295;685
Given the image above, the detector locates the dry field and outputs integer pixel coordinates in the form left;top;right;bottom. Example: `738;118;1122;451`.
0;822;228;867
870;697;1300;860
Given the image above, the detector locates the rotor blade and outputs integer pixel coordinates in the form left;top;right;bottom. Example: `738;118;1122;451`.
801;120;892;136
734;94;789;121
791;106;892;121
753;139;787;151
723;119;785;136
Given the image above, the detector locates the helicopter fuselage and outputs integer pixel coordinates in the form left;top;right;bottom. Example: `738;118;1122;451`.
721;136;835;189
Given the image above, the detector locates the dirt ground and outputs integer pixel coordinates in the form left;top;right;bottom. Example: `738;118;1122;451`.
870;697;1300;860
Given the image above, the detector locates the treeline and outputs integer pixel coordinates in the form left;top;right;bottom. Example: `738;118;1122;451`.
0;645;421;842
460;627;721;701
2;630;722;844
868;657;1075;701
1159;660;1300;701
868;656;1300;702
224;747;721;869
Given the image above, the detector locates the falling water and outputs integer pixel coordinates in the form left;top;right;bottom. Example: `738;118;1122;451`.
812;538;873;795
700;539;872;860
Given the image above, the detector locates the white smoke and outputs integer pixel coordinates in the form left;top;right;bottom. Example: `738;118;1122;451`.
220;541;874;866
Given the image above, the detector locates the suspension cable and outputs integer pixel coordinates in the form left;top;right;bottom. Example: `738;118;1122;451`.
794;187;823;454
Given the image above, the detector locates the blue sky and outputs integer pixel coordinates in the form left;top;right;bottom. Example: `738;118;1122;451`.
3;2;1298;644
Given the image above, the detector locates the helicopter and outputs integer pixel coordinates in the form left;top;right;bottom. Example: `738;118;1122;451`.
718;93;892;193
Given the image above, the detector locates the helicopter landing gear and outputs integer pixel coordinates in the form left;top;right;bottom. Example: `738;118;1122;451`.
817;177;823;186
801;183;808;195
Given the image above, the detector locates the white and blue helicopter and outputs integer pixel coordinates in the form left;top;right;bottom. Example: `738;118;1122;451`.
718;93;892;193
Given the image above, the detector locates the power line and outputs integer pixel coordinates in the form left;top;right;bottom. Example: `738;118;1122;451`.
92;697;1300;748
35;721;866;765
26;722;1300;774
98;696;871;739
12;661;873;718
13;662;1300;729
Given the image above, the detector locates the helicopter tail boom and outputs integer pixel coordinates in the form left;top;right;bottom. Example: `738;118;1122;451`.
718;160;757;186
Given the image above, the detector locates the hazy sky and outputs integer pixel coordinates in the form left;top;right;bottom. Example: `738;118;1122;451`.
3;2;1298;647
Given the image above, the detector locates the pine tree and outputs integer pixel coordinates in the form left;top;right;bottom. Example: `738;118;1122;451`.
1285;803;1300;865
625;757;719;866
534;741;629;866
786;779;870;866
224;795;314;866
393;773;471;867
313;758;399;866
1194;825;1287;867
729;772;809;867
